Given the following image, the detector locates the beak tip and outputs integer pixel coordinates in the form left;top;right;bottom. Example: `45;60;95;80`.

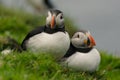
87;33;96;47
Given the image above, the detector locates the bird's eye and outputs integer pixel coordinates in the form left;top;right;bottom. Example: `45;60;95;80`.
77;35;79;38
60;15;63;19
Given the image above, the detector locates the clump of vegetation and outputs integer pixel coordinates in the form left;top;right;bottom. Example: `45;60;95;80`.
0;51;119;80
0;6;120;80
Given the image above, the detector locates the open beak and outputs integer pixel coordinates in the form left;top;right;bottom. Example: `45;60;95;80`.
86;33;96;47
50;16;55;29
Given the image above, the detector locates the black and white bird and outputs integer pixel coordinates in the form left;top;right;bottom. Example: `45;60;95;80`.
27;0;54;13
62;30;101;72
21;9;70;59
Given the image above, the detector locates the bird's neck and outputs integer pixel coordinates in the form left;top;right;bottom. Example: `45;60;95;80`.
71;43;93;53
63;43;93;58
44;25;65;34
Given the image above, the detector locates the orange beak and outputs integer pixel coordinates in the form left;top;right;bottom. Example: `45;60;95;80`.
50;16;55;29
86;33;96;47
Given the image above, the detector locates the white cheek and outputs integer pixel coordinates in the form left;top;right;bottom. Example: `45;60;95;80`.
61;19;64;23
79;36;85;41
71;37;87;48
47;16;51;22
46;12;52;24
56;18;64;25
71;39;80;48
56;14;64;24
46;16;51;23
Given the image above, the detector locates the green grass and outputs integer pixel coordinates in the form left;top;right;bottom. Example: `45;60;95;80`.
0;6;120;80
0;52;119;80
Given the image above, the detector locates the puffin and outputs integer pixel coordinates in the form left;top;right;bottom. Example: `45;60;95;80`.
27;0;54;13
62;30;101;72
21;9;70;59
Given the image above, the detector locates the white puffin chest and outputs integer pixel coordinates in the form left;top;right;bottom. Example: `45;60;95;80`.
26;32;70;58
65;48;101;72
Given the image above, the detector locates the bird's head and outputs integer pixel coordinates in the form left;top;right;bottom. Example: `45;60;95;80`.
71;30;96;48
46;9;64;29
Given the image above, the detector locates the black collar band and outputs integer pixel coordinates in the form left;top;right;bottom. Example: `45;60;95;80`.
71;43;93;53
63;43;93;58
44;25;65;34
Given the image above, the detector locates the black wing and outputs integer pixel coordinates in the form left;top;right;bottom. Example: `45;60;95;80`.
63;43;76;58
21;26;45;50
44;0;54;9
